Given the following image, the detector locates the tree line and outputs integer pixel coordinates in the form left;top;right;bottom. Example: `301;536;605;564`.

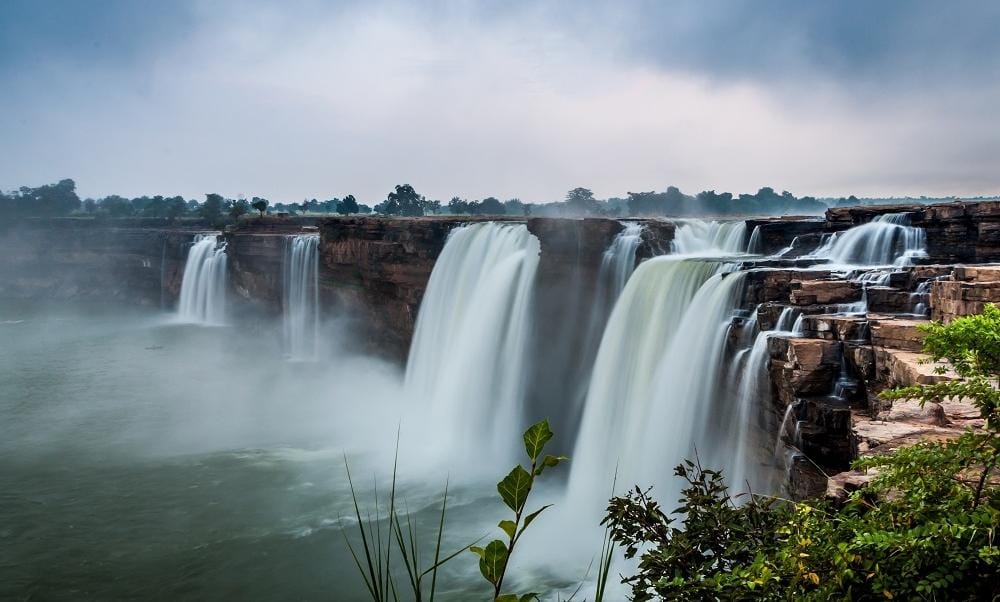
3;178;975;221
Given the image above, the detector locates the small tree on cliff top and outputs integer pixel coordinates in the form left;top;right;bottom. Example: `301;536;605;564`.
251;197;269;217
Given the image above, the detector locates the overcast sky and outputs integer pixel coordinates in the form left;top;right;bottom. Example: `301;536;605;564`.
2;0;998;203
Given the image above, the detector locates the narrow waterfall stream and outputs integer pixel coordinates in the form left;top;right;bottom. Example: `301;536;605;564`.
405;222;540;461
177;234;228;325
807;213;928;266
283;234;320;361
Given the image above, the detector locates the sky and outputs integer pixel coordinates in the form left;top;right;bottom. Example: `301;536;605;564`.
1;0;999;203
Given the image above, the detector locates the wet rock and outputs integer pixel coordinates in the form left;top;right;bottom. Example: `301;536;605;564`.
789;279;861;306
796;314;869;342
744;217;827;256
768;338;842;404
867;317;928;352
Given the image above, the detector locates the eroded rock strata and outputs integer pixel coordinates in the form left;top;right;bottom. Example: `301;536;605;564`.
6;201;1000;502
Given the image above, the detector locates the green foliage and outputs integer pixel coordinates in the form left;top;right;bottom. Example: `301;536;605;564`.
377;184;427;216
605;305;1000;600
605;443;1000;600
471;419;566;601
341;444;472;602
0;178;81;217
251;197;269;217
883;304;1000;430
229;198;251;219
338;194;359;215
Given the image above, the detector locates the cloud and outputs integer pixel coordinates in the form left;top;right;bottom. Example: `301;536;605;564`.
0;0;997;202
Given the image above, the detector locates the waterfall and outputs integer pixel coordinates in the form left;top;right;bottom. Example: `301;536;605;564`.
600;223;644;295
807;213;928;266
747;225;763;254
671;220;748;255
405;222;540;461
727;306;798;489
568;256;748;508
177;234;227;325
283;234;320;361
564;223;646;439
911;280;932;316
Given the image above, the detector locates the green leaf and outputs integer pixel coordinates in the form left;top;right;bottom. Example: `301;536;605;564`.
469;545;486;559
499;519;516;539
477;539;508;585
520;504;552;533
498;465;532;512
534;454;568;476
519;595;540;602
523;420;554;460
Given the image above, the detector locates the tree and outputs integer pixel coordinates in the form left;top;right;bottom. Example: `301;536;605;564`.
564;187;600;215
99;195;135;217
337;194;359;215
1;178;82;217
229;198;251;219
504;198;529;216
198;193;226;222
379;184;426;216
165;196;188;219
448;197;471;214
477;197;505;215
251;197;269;217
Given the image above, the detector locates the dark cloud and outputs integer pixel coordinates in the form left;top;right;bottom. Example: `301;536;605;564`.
0;0;997;201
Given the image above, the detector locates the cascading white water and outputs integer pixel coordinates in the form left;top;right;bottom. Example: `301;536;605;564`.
567;223;646;435
568;255;748;509
283;234;320;361
600;223;644;295
671;220;748;255
177;234;228;325
807;213;928;266
747;225;763;254
910;279;934;316
727;306;799;488
405;222;540;461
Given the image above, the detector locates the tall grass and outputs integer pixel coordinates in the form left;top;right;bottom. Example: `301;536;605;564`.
340;441;475;601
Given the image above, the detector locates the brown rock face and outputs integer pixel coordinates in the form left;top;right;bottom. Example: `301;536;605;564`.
872;347;956;388
930;265;1000;323
317;216;489;358
789;279;861;306
867;317;927;352
742;269;832;305
826;201;1000;263
768;337;843;405
744;217;827;255
795;314;868;342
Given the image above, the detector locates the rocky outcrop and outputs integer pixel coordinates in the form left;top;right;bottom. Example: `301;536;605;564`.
745;217;827;255
826;201;1000;263
317;216;493;358
789;279;861;306
930;265;1000;323
0;218;211;306
222;219;322;310
767;337;843;405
